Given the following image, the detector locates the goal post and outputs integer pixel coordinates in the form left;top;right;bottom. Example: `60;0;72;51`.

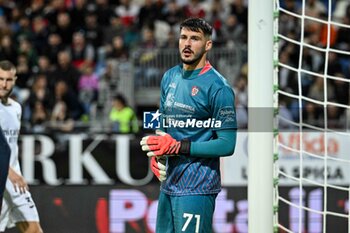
248;0;274;232
272;0;350;232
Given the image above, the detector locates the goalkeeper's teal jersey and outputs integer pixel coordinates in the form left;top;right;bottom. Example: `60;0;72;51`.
159;61;236;195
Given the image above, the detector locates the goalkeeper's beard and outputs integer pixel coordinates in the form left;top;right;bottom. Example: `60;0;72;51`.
180;48;206;65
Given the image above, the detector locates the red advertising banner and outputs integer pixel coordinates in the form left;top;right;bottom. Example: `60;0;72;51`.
3;185;347;233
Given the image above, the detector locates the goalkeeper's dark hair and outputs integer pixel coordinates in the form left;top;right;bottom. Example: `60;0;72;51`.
180;18;213;38
0;60;15;71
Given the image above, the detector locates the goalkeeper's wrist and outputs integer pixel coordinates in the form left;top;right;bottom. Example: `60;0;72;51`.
179;139;191;155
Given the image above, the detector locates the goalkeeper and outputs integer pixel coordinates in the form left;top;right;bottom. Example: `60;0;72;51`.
141;18;237;233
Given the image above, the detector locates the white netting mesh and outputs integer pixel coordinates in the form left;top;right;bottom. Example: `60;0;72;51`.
274;0;350;232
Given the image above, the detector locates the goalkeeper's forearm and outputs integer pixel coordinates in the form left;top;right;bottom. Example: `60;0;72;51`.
189;129;237;158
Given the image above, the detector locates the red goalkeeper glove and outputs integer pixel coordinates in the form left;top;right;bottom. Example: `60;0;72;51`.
150;156;166;182
140;130;190;157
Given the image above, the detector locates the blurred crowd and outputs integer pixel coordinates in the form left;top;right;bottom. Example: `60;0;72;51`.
278;0;350;130
2;0;348;133
0;0;249;133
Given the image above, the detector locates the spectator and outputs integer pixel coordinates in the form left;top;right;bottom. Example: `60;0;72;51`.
308;77;335;102
0;14;8;35
134;26;160;87
0;34;17;64
78;65;99;116
279;49;298;94
235;96;248;129
50;100;75;132
109;94;139;133
68;31;95;70
52;80;84;121
30;101;50;133
230;0;248;30
138;26;158;53
106;35;129;60
33;55;54;77
115;0;140;27
13;54;31;103
43;0;67;26
278;97;295;129
97;61;116;112
332;73;349;106
234;76;248;107
333;0;349;22
138;0;158;30
43;32;65;64
13;16;33;45
162;0;185;27
304;0;326;18
303;102;323;127
325;52;343;76
31;15;49;55
103;13;126;46
335;16;350;52
82;10;104;49
205;0;230;24
161;29;178;48
7;8;22;34
17;37;38;68
30;101;49;132
69;0;88;30
51;12;75;47
95;0;115;27
50;50;81;95
121;21;141;49
319;13;337;48
183;0;205;19
327;104;346;130
24;74;52;130
153;0;166;20
27;73;52;107
0;4;10;29
279;1;300;37
221;14;245;47
25;0;45;20
103;14;125;46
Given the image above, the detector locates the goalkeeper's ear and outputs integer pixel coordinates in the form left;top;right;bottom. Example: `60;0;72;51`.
205;39;212;52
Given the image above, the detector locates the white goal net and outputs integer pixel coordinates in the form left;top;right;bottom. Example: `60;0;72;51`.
274;0;350;232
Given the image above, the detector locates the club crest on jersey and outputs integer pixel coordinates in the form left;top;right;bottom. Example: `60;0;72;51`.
191;86;199;96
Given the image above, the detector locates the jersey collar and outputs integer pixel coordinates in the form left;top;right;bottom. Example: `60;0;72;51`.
182;61;212;79
199;61;212;75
